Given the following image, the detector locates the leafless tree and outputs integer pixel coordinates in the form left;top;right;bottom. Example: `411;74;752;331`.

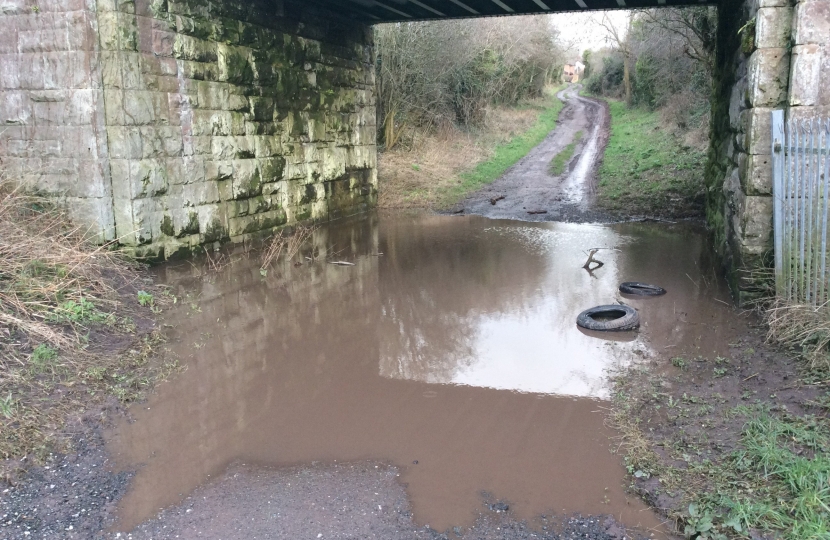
375;16;564;149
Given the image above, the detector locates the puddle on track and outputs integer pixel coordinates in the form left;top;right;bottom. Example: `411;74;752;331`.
108;212;740;534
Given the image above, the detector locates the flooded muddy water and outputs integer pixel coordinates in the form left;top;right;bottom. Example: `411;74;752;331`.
107;212;739;534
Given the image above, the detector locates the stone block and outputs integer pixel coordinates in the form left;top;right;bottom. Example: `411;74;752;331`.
123;90;157;125
259;156;285;183
182;181;220;206
196;80;230;110
217;44;254;85
206;160;233;182
103;89;125;124
179;156;206;184
64;196;115;242
0;90;30;124
107;125;143;158
97;11;121;50
789;44;821;106
254;135;280;157
738;195;773;255
109;159;132;200
793;0;830;45
173;34;217;62
129;158;167;198
228;208;285;237
755;7;792;49
231;158;260;198
742;107;774;154
192;109;232;136
0;54;21;89
741;154;773;195
119;51;144;89
197;204;228;242
820;47;830;107
101;51;123;88
747;48;789;107
131;196;165;243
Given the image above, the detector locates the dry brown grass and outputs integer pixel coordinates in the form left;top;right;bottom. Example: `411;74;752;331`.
378;102;545;209
766;298;830;373
260;225;317;275
0;173;179;471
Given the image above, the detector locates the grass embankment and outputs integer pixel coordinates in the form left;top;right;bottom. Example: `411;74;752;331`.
612;339;830;539
378;87;565;209
0;179;177;476
548;130;582;176
596;101;706;218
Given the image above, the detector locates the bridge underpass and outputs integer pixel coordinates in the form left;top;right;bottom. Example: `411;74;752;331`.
0;0;826;301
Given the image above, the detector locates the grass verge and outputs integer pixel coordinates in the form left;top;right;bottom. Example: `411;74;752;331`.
378;86;566;209
0;176;179;475
610;335;829;540
596;100;706;218
548;130;583;176
443;89;566;205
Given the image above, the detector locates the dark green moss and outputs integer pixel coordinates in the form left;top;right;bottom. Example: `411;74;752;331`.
706;0;746;275
159;215;174;237
181;211;199;236
260;157;286;182
202;217;228;243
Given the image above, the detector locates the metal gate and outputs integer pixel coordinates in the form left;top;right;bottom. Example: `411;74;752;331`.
772;110;830;305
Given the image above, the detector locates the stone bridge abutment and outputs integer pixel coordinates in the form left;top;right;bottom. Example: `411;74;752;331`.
0;0;376;258
1;0;829;300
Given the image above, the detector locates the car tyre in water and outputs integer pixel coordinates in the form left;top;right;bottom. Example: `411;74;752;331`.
618;282;667;296
576;305;640;332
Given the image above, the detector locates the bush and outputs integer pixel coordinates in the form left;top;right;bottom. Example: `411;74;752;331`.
375;16;562;149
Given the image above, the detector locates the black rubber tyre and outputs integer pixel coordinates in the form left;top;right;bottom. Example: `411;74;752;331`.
619;282;667;296
576;305;640;331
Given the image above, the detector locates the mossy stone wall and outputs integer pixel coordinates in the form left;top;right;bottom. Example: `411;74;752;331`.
0;0;376;258
706;0;792;304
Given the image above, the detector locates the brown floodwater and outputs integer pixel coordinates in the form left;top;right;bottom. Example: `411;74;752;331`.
107;212;740;534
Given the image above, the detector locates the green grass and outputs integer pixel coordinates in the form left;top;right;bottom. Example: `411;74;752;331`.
611;353;830;540
442;88;566;205
548;130;583;176
685;411;830;540
597;100;706;218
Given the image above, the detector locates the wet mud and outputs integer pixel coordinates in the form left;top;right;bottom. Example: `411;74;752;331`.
103;212;740;538
457;85;611;223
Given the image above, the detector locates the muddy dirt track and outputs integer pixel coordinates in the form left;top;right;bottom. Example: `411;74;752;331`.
457;85;611;223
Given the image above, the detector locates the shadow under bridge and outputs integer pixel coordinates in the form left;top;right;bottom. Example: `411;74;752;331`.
298;0;718;23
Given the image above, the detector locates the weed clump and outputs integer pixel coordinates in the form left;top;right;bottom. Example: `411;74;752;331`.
0;176;177;471
766;298;830;373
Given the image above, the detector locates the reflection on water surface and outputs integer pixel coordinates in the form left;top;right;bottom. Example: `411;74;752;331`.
109;212;737;534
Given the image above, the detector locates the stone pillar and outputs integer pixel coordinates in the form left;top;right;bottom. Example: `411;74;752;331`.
708;0;792;304
0;0;116;241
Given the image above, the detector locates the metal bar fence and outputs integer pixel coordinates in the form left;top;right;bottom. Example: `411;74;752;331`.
772;111;830;305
